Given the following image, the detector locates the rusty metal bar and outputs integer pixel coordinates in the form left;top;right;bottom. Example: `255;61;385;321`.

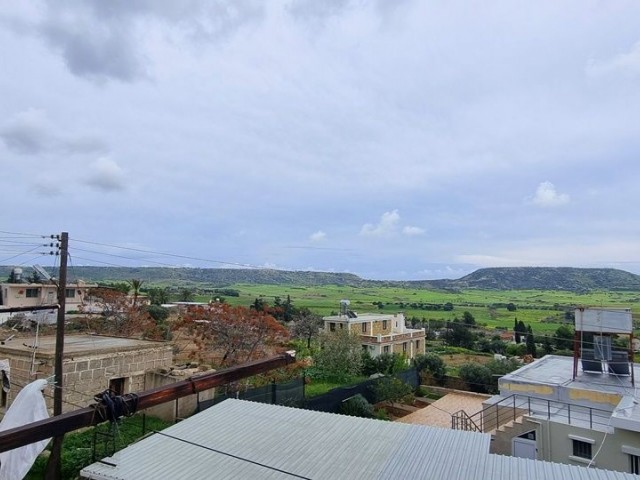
0;352;295;453
0;305;59;313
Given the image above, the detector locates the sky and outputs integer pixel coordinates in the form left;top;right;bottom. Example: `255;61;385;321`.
1;1;640;281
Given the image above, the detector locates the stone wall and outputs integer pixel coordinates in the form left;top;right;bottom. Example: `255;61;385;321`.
0;345;173;415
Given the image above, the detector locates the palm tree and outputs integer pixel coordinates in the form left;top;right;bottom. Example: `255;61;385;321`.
128;279;144;306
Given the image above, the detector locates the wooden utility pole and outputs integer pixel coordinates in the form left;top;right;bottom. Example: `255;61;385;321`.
45;231;68;479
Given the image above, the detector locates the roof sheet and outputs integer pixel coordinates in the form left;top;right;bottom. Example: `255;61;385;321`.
81;399;638;480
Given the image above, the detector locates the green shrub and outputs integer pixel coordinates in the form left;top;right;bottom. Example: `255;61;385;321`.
340;394;374;418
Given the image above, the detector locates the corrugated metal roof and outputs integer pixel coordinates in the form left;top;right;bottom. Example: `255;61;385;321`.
81;399;638;480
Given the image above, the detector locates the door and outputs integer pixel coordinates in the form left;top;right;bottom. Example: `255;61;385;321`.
512;437;537;459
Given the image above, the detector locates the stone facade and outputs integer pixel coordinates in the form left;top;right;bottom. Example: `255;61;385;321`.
323;312;426;360
0;335;173;415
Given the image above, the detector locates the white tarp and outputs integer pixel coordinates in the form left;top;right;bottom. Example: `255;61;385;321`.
0;379;50;480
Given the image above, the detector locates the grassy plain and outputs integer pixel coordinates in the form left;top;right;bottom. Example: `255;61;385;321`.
195;285;640;334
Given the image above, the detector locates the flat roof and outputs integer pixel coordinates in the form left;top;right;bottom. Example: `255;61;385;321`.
500;355;639;400
0;335;166;358
398;392;490;429
323;312;404;322
81;399;638;480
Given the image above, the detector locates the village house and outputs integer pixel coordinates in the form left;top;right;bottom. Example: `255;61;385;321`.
0;267;97;324
323;301;426;360
451;308;640;475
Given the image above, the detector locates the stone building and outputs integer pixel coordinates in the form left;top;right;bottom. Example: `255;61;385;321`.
322;309;426;360
0;334;173;415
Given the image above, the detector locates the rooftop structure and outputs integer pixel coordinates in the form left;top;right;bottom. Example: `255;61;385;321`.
81;398;638;479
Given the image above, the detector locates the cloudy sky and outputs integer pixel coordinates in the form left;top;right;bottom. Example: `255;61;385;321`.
1;1;640;281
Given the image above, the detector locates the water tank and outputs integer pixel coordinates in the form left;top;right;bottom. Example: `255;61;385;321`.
12;268;22;282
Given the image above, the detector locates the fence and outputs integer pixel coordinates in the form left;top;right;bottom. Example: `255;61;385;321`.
305;368;419;413
198;368;420;414
198;377;305;411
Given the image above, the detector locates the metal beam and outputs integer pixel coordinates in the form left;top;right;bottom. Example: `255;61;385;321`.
0;352;295;453
0;305;59;313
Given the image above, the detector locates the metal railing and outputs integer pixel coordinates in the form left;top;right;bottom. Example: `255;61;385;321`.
451;393;612;433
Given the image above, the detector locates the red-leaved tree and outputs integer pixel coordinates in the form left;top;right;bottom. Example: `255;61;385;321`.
176;303;289;367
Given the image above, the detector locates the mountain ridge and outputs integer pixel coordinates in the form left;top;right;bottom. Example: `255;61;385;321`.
2;266;640;291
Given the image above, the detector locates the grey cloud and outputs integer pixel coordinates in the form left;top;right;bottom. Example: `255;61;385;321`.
33;181;63;198
85;158;127;192
40;22;145;83
0;109;51;155
0;110;109;156
61;136;110;155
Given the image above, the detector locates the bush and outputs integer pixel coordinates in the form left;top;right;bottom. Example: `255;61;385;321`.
414;353;446;385
505;343;527;357
458;363;493;393
146;305;170;323
340;394;374;418
371;377;414;405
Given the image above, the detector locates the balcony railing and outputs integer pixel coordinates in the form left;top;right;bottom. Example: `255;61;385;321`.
360;330;425;343
451;393;612;433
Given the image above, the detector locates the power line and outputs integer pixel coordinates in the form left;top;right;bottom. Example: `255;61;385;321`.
70;237;265;270
152;430;312;479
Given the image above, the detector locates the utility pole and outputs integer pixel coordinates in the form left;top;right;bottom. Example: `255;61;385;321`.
45;231;68;479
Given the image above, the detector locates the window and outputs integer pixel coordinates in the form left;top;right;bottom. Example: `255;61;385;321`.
109;377;126;396
415;340;420;351
630;455;640;475
339;323;344;329
65;288;76;298
25;288;40;298
383;345;390;354
382;320;388;330
403;342;408;353
361;323;367;333
362;345;368;352
329;323;336;332
572;440;592;459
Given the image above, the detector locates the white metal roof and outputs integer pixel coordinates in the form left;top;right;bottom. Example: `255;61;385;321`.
81;399;638;480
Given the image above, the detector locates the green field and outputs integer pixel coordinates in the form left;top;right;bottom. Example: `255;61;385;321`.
194;284;640;334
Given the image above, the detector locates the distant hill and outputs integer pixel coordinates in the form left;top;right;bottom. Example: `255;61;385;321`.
1;265;639;291
444;267;640;291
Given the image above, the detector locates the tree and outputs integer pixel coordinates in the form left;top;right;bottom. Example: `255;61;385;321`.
290;308;323;348
361;353;406;376
147;287;170;305
313;328;363;382
514;319;527;344
7;270;17;283
176;303;289;367
459;363;493;393
442;321;476;349
372;377;414;406
525;325;537;357
414;353;446;385
179;288;195;302
128;279;144;306
506;303;517;312
251;297;266;312
555;325;574;351
82;287;162;339
542;335;554;355
462;311;476;326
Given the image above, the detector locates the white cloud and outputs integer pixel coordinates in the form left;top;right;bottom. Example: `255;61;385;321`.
85;157;126;192
531;181;570;207
360;210;400;237
403;226;425;236
309;230;327;242
587;42;640;78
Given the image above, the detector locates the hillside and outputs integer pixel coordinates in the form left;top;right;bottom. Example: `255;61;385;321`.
448;267;640;291
1;265;639;291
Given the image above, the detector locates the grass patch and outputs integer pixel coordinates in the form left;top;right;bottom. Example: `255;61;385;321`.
26;415;171;480
305;376;368;398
